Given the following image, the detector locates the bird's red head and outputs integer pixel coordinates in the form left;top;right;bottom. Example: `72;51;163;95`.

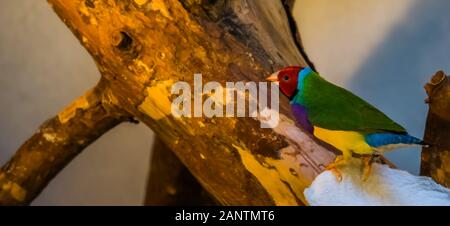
266;66;303;98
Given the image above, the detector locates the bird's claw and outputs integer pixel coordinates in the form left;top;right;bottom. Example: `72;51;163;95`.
325;155;346;182
329;167;343;182
362;159;372;182
361;154;379;181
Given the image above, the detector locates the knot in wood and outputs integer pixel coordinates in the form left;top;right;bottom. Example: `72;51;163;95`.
112;31;141;60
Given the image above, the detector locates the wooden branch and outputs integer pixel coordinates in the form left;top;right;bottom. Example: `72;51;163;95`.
182;0;312;70
145;0;316;205
0;80;130;205
421;71;450;188
145;138;216;205
45;0;338;205
40;0;369;206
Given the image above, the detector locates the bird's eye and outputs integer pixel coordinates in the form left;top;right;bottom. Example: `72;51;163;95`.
283;75;289;81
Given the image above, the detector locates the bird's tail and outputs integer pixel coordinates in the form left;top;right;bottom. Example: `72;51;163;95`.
365;133;425;148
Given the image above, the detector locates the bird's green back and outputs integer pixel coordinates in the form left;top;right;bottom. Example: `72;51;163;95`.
293;71;406;133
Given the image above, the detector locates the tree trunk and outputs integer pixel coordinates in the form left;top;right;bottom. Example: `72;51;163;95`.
2;0;349;205
421;71;450;188
145;138;216;205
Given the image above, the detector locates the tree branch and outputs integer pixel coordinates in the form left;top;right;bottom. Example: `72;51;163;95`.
0;80;130;205
421;71;450;188
182;0;310;70
145;138;216;205
45;0;336;205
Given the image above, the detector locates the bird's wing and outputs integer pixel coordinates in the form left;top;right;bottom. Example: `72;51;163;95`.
298;71;406;133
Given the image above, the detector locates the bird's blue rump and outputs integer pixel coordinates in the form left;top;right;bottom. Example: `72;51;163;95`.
365;133;423;148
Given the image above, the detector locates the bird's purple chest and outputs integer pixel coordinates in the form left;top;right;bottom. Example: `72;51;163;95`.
291;104;314;134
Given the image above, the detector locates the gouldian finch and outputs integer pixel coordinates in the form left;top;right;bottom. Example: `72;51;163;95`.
267;66;424;181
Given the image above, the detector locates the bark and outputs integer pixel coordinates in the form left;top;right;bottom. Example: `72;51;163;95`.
145;138;216;205
421;71;450;188
0;80;130;205
181;0;313;70
0;0;403;206
45;0;339;205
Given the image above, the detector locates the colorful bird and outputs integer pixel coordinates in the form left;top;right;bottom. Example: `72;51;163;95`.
266;66;424;181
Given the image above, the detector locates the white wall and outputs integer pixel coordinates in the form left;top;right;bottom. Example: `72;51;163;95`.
294;0;450;174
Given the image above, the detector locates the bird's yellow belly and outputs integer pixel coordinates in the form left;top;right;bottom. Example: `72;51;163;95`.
313;126;374;156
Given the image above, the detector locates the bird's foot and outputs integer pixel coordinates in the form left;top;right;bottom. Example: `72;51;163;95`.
361;154;380;181
325;155;346;182
328;167;343;182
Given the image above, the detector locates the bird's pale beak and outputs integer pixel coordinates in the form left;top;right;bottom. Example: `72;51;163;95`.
266;72;279;82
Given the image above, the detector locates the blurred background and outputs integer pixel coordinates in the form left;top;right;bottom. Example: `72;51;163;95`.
0;0;449;205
